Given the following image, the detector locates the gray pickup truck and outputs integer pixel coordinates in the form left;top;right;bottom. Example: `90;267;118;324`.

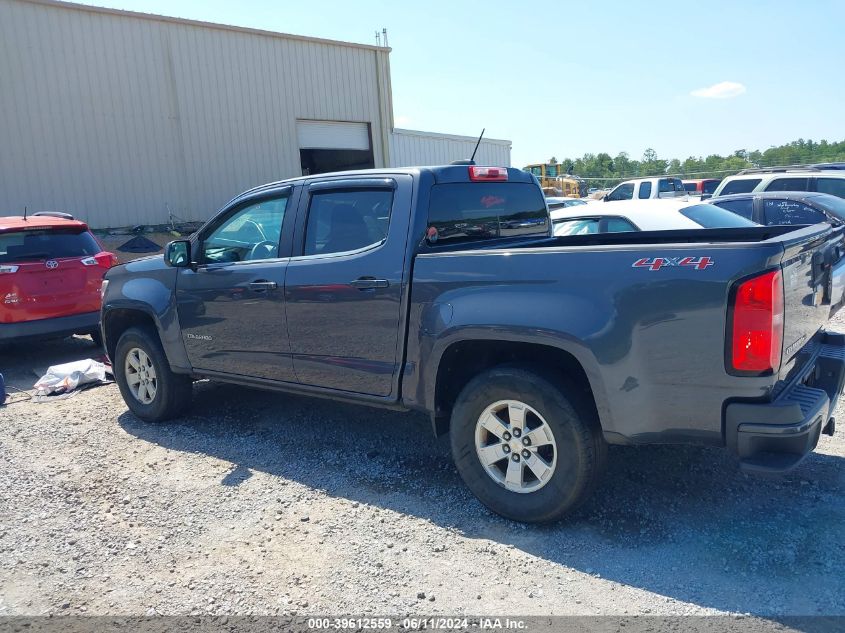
101;164;845;523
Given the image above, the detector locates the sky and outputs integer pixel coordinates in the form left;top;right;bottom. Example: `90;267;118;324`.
72;0;845;167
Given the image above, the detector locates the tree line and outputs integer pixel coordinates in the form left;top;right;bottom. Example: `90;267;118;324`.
547;138;845;188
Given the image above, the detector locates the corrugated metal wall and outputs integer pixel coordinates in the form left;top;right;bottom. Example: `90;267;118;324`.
390;129;512;168
0;0;392;228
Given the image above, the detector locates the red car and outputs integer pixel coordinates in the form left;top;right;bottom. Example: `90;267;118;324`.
682;178;721;196
0;213;117;344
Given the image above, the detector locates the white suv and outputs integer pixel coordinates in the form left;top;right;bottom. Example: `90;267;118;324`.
712;167;845;199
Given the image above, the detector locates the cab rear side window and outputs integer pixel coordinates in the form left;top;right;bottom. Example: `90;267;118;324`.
0;229;100;263
427;183;548;245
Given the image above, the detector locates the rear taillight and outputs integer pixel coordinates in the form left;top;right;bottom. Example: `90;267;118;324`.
0;265;19;274
729;270;784;374
82;251;118;269
469;166;508;182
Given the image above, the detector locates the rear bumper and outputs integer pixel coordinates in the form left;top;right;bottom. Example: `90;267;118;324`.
725;331;845;474
0;311;100;341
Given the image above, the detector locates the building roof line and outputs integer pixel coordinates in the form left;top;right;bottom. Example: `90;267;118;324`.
19;0;393;52
393;128;512;147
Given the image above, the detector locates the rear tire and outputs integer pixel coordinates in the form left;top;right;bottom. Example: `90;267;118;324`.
450;365;606;523
114;326;192;422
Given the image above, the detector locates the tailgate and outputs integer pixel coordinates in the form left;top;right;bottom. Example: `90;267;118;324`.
1;258;101;323
779;223;845;372
0;227;105;323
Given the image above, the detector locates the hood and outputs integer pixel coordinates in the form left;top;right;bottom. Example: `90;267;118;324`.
105;254;168;279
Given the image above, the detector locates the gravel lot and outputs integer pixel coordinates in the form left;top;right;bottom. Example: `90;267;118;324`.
1;316;844;619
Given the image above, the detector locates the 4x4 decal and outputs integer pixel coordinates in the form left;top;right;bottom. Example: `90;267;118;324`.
632;256;714;271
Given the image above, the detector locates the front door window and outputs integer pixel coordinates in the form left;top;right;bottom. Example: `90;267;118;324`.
203;198;288;264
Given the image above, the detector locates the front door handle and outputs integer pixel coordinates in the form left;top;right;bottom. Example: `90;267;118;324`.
350;277;389;290
249;280;278;292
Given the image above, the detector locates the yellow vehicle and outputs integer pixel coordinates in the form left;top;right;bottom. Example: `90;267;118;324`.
524;163;583;198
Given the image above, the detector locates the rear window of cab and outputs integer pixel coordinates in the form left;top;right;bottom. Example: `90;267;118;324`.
427;183;548;245
0;228;100;263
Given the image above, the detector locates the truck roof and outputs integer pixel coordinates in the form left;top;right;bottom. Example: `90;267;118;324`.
234;165;533;202
616;176;680;184
712;191;825;202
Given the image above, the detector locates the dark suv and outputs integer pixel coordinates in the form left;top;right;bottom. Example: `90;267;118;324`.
710;191;845;226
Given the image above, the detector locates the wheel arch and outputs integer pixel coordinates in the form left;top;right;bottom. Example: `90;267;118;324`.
428;335;610;437
102;305;161;361
104;302;192;374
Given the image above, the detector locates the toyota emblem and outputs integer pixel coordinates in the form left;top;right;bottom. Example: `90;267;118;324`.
45;260;58;269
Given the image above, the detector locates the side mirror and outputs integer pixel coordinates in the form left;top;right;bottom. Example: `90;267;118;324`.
700;193;712;201
164;240;192;267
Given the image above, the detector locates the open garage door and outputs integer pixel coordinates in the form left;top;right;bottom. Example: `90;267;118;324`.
297;120;375;176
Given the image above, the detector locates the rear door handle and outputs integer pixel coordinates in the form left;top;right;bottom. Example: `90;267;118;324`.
249;280;278;292
350;277;389;290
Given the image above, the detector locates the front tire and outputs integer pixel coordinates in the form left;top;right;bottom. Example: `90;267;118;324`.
114;326;192;422
450;365;606;523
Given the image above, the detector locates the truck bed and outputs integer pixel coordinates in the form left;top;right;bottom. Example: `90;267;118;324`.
426;225;814;252
408;222;844;450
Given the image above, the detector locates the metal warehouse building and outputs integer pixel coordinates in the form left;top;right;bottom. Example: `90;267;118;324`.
0;0;511;229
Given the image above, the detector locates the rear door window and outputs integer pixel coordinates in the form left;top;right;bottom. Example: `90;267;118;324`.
720;178;761;195
0;229;100;263
765;177;809;192
712;198;754;220
679;204;758;228
762;199;826;225
816;178;845;199
304;189;392;256
638;182;652;199
427;183;548;245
